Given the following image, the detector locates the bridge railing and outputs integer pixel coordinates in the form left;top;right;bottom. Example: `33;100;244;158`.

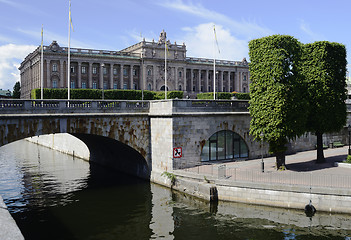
172;99;249;112
0;99;150;114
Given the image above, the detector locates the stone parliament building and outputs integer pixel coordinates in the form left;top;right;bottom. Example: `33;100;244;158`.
19;30;250;99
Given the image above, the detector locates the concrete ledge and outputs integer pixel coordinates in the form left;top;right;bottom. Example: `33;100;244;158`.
335;162;351;168
0;196;24;240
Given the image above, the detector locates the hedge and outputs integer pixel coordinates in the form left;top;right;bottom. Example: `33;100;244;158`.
234;92;250;100
31;88;183;100
197;92;232;100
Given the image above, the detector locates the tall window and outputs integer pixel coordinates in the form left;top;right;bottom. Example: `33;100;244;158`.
53;80;57;88
70;81;75;89
113;68;117;75
123;83;128;89
82;82;86;89
93;82;97;89
52;64;57;72
179;85;182;91
148;83;152;90
133;69;137;76
147;69;152;76
243;75;247;81
103;82;108;89
93;67;97;74
70;66;75;73
123;68;128;76
179;71;182;78
113;83;118;89
103;67;107;75
201;130;248;162
82;66;86;74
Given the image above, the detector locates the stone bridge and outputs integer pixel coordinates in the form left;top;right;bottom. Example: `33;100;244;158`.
2;99;343;180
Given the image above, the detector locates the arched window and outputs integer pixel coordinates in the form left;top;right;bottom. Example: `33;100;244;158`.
148;83;152;91
201;130;248;162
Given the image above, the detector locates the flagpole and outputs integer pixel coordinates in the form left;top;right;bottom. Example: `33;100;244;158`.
67;0;71;101
40;25;44;100
213;25;216;100
165;39;167;100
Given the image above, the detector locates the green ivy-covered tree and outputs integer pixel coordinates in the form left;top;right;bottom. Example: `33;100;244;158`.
302;41;347;163
248;35;308;169
13;81;21;99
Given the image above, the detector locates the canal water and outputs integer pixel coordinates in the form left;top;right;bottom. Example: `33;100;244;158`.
0;140;351;240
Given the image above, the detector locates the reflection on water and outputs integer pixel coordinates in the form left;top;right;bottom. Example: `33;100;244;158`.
0;140;351;239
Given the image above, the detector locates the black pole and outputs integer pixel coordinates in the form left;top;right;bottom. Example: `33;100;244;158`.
349;127;351;155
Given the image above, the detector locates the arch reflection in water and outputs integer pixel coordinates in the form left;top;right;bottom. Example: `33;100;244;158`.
201;130;249;162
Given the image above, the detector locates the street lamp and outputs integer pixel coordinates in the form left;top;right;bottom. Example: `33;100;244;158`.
260;132;264;173
348;124;351;155
101;63;105;100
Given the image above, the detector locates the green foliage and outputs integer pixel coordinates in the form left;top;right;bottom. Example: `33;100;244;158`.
235;92;250;100
346;155;351;163
30;89;183;100
248;35;308;152
12;81;21;99
161;171;176;185
302;41;347;134
197;92;232;99
153;91;184;100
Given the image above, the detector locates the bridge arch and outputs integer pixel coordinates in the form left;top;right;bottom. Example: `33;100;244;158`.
200;130;249;162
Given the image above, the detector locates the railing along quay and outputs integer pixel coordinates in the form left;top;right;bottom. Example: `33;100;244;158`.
178;164;351;189
0;99;150;114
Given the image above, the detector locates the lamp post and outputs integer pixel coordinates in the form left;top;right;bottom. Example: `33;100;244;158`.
260;132;264;173
348;124;351;155
101;63;105;100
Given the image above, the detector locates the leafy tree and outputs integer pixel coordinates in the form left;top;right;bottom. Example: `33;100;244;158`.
248;35;308;169
302;41;347;163
13;81;21;99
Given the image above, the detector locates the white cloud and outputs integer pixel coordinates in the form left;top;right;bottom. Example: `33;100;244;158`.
0;44;36;90
179;23;248;61
157;0;273;38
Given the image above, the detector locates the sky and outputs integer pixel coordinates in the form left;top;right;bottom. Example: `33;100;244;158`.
0;0;350;91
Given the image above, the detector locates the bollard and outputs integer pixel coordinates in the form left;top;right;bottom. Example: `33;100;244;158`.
261;161;264;173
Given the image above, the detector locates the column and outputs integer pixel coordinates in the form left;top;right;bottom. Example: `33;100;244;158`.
219;70;223;92
227;71;230;92
130;65;134;89
183;67;187;92
153;65;156;91
175;67;179;91
99;63;104;89
46;60;50;88
88;62;93;89
190;69;193;92
141;63;146;92
77;62;82;89
110;64;114;89
205;69;209;92
198;69;201;92
120;64;124;89
60;60;64;88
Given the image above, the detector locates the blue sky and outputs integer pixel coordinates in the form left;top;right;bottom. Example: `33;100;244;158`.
0;0;350;91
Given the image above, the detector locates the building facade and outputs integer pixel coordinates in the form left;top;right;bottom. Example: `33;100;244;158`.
19;30;250;99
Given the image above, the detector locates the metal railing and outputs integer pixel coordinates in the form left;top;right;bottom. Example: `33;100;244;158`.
0;99;150;114
179;164;351;189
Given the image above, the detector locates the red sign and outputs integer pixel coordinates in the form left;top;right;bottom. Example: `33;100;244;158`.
173;147;182;158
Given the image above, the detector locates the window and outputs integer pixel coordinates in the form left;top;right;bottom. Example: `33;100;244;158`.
113;83;118;89
193;86;195;91
243;75;247;81
93;67;97;74
103;67;107;75
123;83;128;89
82;66;86;74
93;82;97;89
201;130;248;162
82;82;86;89
148;83;152;90
147;69;152;76
208;86;211;92
53;80;57;88
179;71;182;78
179;85;182;91
103;82;108;89
70;81;75;89
70;66;75;73
123;68;128;76
133;69;137;76
52;64;57;72
113;68;117;75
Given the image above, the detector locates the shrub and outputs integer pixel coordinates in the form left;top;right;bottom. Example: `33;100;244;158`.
346;155;351;163
197;92;232;100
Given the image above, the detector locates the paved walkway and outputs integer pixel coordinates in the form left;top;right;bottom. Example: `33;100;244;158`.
182;146;351;189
